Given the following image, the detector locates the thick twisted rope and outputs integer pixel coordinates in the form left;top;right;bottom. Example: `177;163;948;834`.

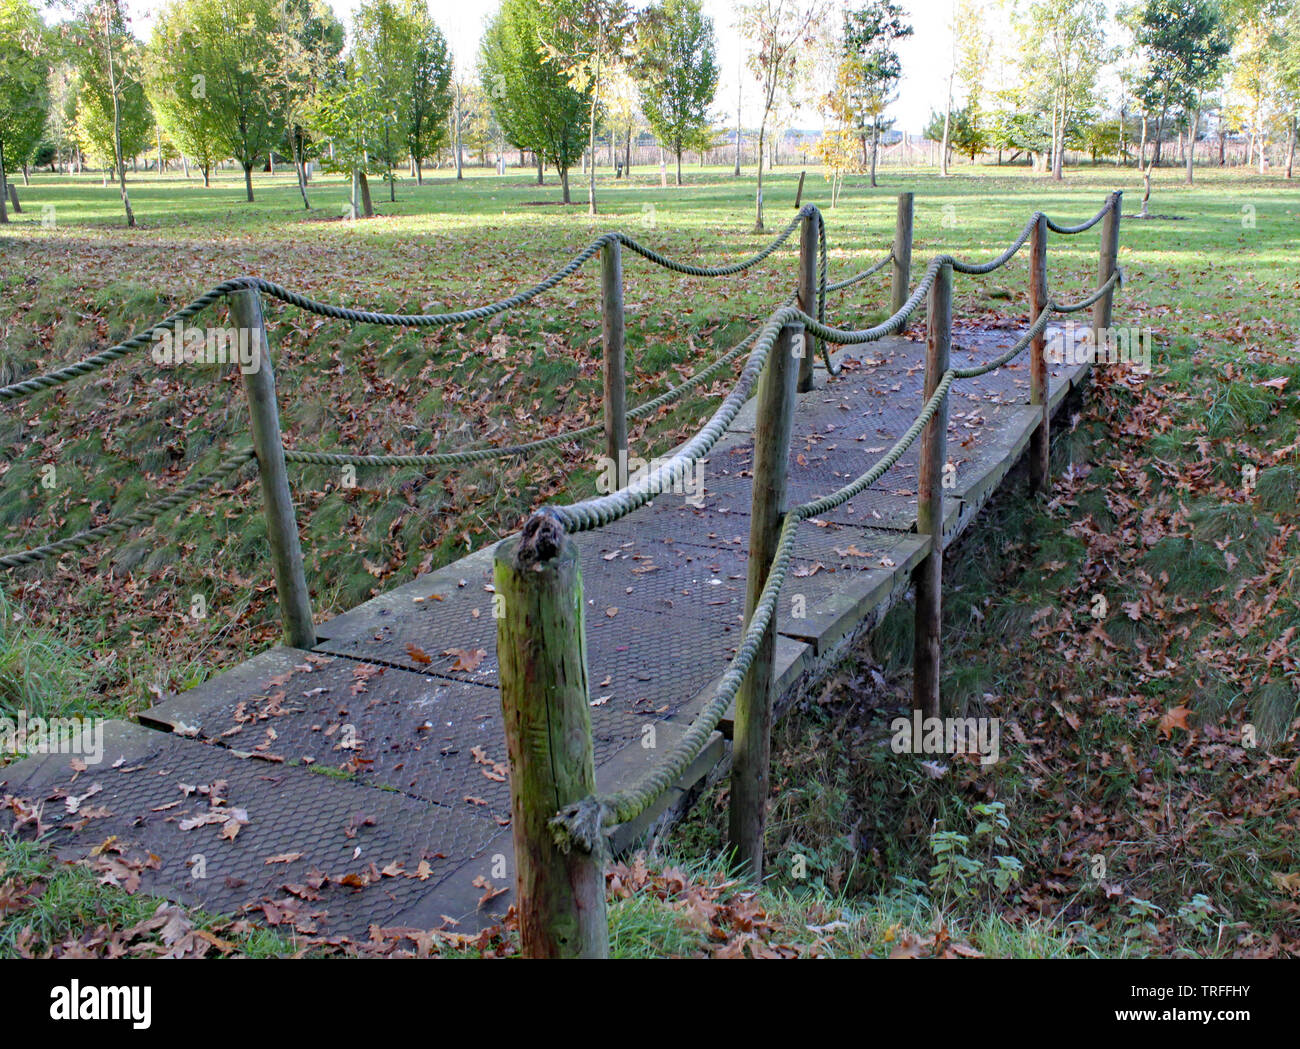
281;315;778;468
1045;197;1116;235
0;447;256;569
0;214;816;405
0;280;249;402
551;371;956;854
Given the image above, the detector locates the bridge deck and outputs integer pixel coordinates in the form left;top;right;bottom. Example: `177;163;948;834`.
1;326;1089;940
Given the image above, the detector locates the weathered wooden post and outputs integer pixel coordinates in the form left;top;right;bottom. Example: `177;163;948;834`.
227;288;316;650
912;261;950;720
600;238;628;484
793;170;806;209
1028;212;1050;494
494;512;609;959
890;192;914;317
729;319;800;880
796;208;818;392
1093;191;1122;343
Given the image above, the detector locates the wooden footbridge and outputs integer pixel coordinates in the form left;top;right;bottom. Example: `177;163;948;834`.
0;193;1122;955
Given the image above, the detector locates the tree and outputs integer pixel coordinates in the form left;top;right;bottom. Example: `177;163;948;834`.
304;58;386;217
0;0;49;223
538;0;635;215
1021;0;1109;180
479;0;591;204
738;0;824;231
265;0;344;208
405;4;453;185
828;0;912;187
158;0;284;203
67;0;146;226
144;2;226;188
635;0;719;186
1135;0;1230;210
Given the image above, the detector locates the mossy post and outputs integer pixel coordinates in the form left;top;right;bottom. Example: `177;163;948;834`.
600;238;628;477
1028;212;1050;494
729;320;800;881
796;208;818;392
494;512;609;959
891;192;914;317
1093;191;1122;341
912;262;950;720
228;288;316;651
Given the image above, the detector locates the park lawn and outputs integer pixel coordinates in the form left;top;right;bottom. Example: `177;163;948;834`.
1;161;1297;957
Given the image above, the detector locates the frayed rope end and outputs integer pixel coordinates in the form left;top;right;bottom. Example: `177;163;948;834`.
550;798;614;861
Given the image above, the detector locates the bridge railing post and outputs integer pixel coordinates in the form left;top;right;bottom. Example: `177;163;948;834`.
796;208;818;392
1028;212;1050;494
227;287;316;650
494;513;609;959
912;261;951;721
1093;191;1121;343
600;238;628;484
891;191;914;317
730;319;800;881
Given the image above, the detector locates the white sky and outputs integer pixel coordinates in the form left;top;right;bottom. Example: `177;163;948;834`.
110;0;1119;135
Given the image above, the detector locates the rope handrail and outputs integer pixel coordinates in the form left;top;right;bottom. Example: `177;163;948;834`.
551;369;956;853
0;447;256;569
0;211;817;406
1045;197;1115;235
280;304;790;469
549;254;1125;851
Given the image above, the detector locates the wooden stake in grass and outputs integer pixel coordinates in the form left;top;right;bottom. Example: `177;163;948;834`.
228;288;316;651
1028;212;1049;494
891;192;914;317
600;238;628;478
912;262;950;720
494;512;609;959
730;321;800;881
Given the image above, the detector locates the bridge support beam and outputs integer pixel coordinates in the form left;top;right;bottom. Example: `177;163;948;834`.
912;262;950;721
229;288;316;651
495;513;609;959
730;320;800;881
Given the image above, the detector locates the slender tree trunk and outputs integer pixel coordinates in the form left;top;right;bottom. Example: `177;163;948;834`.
537;153;543;184
560;164;571;204
870;124;879;188
1185;107;1198;185
587;55;600;216
454;83;464;181
733;58;742;177
940;69;953;177
292;124;310;209
1139;113;1147;169
359;170;374;216
754;123;766;230
202;163;210;188
0;139;8;224
1286;115;1296;179
675;143;682;187
243;161;254;202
